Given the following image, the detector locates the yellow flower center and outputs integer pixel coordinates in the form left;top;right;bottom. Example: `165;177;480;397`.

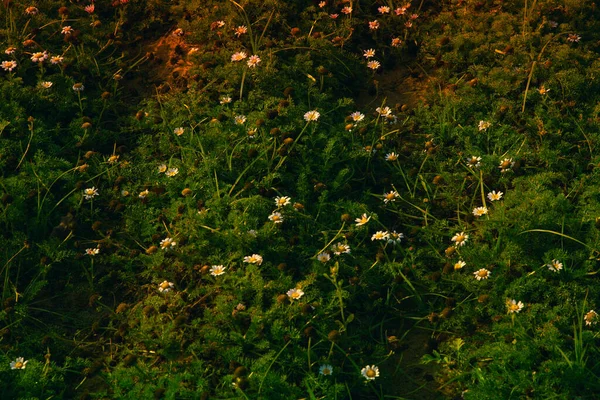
366;369;376;378
14;362;23;368
322;368;331;375
477;270;488;277
509;303;520;311
160;282;170;289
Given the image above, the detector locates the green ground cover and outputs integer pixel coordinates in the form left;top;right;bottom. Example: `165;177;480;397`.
2;0;600;398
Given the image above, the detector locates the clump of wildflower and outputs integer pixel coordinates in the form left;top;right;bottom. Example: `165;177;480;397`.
376;106;392;117
220;96;232;104
61;26;73;35
317;252;331;263
72;83;84;91
83;187;99;200
451;231;469;246
107;155;119;164
160;237;176;249
499;158;514;173
234;25;248;37
158;280;174;293
319;364;333;376
85;4;95;13
1;60;17;72
467;156;482;168
25;6;39;15
378;6;391;14
350;111;365;122
585;310;598;326
31;51;48;63
318;1;326;8
368;20;380;30
355;213;370;226
506;299;524;313
5;46;16;55
86;248;100;256
210;265;226;276
472;207;488;217
473;268;491;280
50;55;64;65
478;120;491;131
547;259;563;273
231;51;247;62
247;55;261;68
341;6;352;14
174;127;184;136
10;357;28;370
371;231;389;241
234;115;246;125
332;243;350;255
454;260;466;270
391;37;402;47
363;49;376;59
165;168;179;177
40;81;53;89
287;288;304;300
275;196;291;207
158;164;167;173
244;254;263;265
388;231;404;245
383;190;399;204
367;60;381;70
268;212;284;224
386;152;398;161
538;86;550;95
567;33;581;43
304;110;320;122
139;189;150;198
487;191;503;201
361;365;379;381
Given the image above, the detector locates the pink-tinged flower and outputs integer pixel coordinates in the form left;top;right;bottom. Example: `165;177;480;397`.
369;20;380;30
405;21;413;28
363;49;375;58
234;25;248;37
25;6;39;15
287;288;304;300
85;4;95;14
318;1;326;7
304;110;320;122
376;106;392;117
367;60;381;70
86;248;100;256
231;51;247;62
567;33;581;43
330;13;339;19
5;46;16;55
1;60;17;72
211;20;225;30
410;13;419;20
31;51;48;63
378;6;391;14
50;55;64;65
341;6;352;14
391;37;402;47
61;26;73;35
247;54;261;68
172;28;184;37
395;7;407;15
